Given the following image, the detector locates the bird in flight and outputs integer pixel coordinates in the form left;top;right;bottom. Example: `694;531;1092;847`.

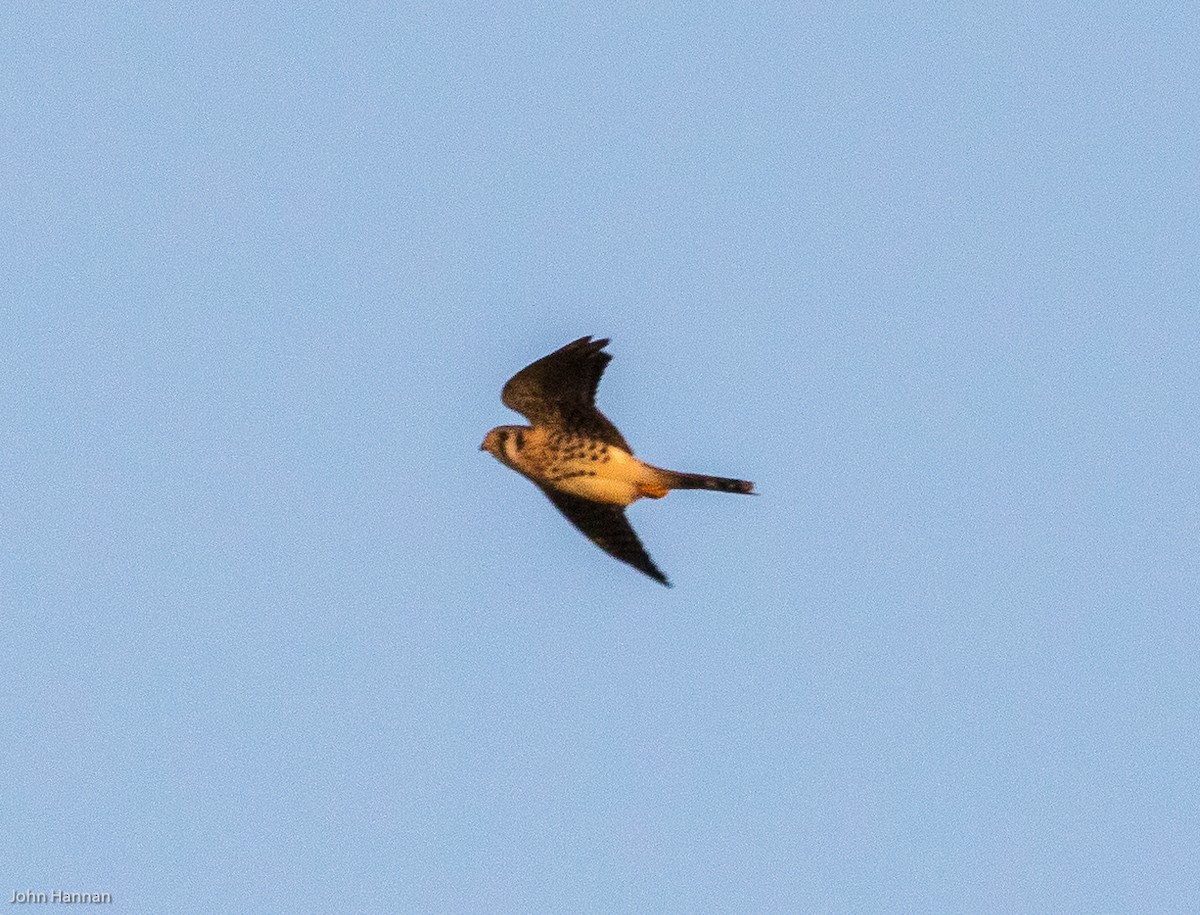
480;336;755;586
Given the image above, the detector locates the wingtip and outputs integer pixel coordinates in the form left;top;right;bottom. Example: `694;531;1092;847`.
648;567;671;587
567;334;609;350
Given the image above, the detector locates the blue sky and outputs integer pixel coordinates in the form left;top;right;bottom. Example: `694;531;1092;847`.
3;3;1197;912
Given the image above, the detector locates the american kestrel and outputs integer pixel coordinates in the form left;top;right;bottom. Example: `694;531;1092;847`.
481;336;755;586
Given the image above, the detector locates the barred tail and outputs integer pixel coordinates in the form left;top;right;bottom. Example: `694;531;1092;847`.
657;468;756;495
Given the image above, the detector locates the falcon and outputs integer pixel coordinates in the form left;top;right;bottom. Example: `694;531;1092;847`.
480;336;755;586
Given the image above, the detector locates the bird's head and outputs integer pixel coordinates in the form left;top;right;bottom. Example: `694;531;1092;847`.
480;425;526;469
480;427;505;457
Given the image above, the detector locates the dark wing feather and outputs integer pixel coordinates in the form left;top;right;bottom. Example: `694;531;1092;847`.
501;336;631;451
536;485;670;586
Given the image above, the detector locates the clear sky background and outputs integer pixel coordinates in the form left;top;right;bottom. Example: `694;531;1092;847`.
3;3;1197;913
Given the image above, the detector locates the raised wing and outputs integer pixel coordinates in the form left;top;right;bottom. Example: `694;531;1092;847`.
501;336;631;451
536;484;670;586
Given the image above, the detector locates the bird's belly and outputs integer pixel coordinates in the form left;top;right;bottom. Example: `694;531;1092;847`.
545;447;648;506
551;473;641;506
